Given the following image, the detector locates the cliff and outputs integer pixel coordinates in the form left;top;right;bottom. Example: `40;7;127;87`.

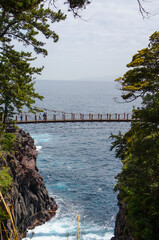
0;128;57;239
111;195;134;240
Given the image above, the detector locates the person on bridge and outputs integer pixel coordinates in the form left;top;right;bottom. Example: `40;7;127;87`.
20;113;23;121
39;113;42;120
43;112;47;121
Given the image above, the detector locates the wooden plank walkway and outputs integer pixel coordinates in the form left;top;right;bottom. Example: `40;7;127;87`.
17;118;132;124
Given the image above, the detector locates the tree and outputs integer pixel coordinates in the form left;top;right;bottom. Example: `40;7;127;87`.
116;31;159;102
0;0;91;55
0;0;90;13
0;0;92;123
0;1;66;56
111;32;159;240
0;44;43;124
0;0;65;123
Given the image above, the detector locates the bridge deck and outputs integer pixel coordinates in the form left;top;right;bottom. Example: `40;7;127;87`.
17;118;132;124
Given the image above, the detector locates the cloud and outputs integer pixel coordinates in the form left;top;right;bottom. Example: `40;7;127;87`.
35;0;159;80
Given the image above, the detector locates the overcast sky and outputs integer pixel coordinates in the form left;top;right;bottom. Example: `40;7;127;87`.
35;0;159;81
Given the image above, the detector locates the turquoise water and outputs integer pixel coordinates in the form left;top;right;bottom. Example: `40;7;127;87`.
22;80;139;240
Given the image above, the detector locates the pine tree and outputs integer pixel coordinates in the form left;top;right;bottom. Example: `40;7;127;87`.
0;44;44;123
111;32;159;240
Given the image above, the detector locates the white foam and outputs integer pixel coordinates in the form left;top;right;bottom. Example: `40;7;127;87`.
23;214;78;240
83;232;113;240
104;232;114;240
23;214;114;240
36;146;42;151
23;236;66;240
83;233;103;240
31;205;113;239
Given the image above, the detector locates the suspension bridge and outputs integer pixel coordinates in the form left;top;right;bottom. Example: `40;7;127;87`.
14;107;134;124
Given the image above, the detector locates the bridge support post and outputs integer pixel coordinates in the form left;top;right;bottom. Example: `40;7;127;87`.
62;113;65;121
53;114;56;122
98;114;102;120
35;115;37;122
89;114;93;121
107;114;109;120
124;113;126;120
71;113;75;121
127;114;129;120
109;114;111;120
118;114;120;120
25;115;27;122
80;114;84;121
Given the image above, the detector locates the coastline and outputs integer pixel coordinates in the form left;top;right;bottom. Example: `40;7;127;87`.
0;128;57;239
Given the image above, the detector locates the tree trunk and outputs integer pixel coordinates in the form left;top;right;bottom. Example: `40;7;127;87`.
3;104;8;124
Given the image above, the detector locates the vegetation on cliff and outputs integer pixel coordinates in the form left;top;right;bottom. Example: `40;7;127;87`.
111;31;159;240
0;131;15;236
0;129;59;240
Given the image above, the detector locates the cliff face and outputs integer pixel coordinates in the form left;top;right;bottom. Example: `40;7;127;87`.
111;195;134;240
1;129;57;238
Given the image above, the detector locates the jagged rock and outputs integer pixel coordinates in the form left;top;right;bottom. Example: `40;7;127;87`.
111;195;134;240
1;129;57;239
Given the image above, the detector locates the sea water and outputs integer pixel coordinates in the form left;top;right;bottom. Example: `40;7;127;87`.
22;80;140;240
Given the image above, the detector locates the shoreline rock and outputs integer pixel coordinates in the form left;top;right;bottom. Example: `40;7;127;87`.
0;128;57;239
111;195;134;240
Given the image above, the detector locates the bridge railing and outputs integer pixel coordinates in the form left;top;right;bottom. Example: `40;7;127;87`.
14;112;133;123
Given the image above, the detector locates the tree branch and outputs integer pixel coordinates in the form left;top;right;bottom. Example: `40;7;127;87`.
137;0;150;18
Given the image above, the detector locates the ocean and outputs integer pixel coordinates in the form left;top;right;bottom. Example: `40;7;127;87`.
22;80;140;240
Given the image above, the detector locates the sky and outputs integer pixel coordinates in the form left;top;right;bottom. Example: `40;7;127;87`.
34;0;159;81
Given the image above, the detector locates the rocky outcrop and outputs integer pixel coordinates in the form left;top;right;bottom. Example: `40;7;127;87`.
111;195;134;240
0;129;57;238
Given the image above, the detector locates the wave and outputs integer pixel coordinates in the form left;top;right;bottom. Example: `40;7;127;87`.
23;215;114;240
36;146;42;151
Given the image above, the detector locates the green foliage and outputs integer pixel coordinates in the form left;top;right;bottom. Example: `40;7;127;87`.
0;44;44;123
0;0;89;123
112;32;159;240
0;168;12;222
116;31;159;102
133;93;159;124
0;1;66;55
114;125;159;239
0;0;90;14
0;167;12;195
0;133;16;151
0;206;9;221
0;0;89;55
67;0;91;10
0;0;66;123
110;131;127;159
